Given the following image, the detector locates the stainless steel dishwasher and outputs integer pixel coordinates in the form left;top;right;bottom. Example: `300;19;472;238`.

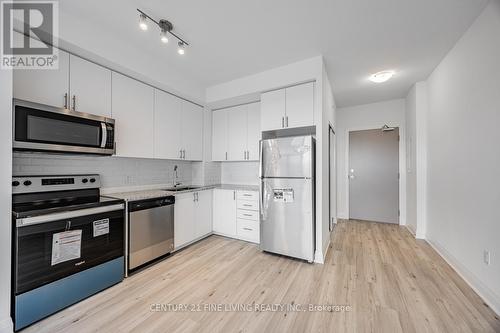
128;196;175;270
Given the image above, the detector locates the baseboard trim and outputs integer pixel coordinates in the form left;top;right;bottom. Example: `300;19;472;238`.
426;237;500;316
0;316;13;333
405;224;416;236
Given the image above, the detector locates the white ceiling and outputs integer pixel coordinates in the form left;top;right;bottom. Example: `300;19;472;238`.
60;0;488;107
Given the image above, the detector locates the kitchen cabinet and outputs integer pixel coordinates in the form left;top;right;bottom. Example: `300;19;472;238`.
246;102;261;160
112;72;154;158
154;90;182;159
181;101;203;161
195;190;213;238
213;189;259;243
260;82;314;131
154;90;203;161
260;89;285;132
212;102;261;161
69;55;112;117
213;189;237;236
175;190;213;250
13;49;70;108
227;105;247;161
212;109;228;161
174;192;195;249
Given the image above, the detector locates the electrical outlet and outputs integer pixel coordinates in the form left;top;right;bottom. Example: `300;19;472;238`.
483;250;490;266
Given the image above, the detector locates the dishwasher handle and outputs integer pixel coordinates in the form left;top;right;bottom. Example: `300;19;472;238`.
128;196;175;212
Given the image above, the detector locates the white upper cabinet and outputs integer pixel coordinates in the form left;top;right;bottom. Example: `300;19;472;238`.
181;101;203;161
69;55;112;117
212;109;228;161
260;82;314;131
227;105;247;161
246;102;261;161
154;89;182;159
112;72;154;158
285;82;314;129
212;102;261;162
260;89;285;132
14;49;70;108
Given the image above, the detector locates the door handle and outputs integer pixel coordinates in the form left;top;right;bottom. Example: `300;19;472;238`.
64;93;68;109
285;116;288;128
225;152;228;161
72;95;76;111
281;117;284;128
179;150;182;159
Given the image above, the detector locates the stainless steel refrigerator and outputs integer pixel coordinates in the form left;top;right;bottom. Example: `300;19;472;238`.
259;135;315;262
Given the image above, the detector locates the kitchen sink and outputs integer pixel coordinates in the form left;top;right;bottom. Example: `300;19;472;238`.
163;185;203;192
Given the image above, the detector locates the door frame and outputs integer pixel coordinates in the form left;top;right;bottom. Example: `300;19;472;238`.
328;123;336;231
345;124;406;225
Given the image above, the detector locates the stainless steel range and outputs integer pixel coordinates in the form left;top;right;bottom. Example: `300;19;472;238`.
11;174;125;331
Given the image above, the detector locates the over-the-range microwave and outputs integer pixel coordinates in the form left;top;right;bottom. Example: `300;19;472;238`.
13;99;115;155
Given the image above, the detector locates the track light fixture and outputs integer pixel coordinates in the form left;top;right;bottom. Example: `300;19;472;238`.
137;9;189;54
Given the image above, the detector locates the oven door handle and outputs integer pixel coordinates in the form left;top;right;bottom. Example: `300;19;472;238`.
16;203;124;227
100;123;107;148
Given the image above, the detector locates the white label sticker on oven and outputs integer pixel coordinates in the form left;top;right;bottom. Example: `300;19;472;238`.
51;230;82;266
93;218;109;237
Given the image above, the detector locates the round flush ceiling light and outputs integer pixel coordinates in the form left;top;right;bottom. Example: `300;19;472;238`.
369;70;395;83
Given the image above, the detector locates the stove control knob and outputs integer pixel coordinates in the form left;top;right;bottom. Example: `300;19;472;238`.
89;178;96;183
82;178;88;183
12;181;20;187
23;180;32;186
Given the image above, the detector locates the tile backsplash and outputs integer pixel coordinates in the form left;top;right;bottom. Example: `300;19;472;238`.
221;161;259;185
13;152;198;189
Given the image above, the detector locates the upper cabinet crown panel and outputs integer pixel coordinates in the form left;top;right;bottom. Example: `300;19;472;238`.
260;82;314;131
112;72;154;158
212;102;260;162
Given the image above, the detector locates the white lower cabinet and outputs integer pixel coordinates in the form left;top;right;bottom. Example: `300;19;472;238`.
213;189;259;243
213;189;237;236
174;190;213;250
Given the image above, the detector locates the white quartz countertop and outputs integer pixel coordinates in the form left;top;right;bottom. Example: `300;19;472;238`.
104;184;258;202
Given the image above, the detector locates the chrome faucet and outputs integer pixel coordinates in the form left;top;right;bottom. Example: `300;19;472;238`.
173;165;182;187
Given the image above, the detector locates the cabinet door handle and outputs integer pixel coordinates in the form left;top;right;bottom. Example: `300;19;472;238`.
243;227;253;231
233;191;235;200
243;214;252;217
285;116;288;128
64;93;68;109
182;150;185;159
193;193;196;202
179;150;182;159
72;95;76;111
281;117;284;128
225;152;228;161
244;151;246;160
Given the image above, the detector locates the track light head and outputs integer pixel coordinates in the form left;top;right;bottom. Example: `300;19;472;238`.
159;20;172;44
139;13;148;31
177;41;185;55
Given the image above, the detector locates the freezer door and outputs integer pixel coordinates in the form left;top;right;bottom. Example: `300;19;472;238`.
261;136;313;178
260;178;314;261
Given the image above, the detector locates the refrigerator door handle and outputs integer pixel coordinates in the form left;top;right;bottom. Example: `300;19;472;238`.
259;140;263;178
259;180;264;220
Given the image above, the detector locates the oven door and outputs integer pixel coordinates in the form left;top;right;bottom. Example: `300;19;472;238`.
13;99;115;155
13;204;125;295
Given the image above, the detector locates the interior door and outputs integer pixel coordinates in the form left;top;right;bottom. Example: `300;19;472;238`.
212;110;228;161
69;55;111;117
349;128;399;223
246;102;261;160
227;105;247;161
261;89;285;131
181;101;203;161
154;89;182;159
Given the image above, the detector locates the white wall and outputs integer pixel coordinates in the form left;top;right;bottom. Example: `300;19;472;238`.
336;99;406;222
206;56;335;263
0;70;13;332
424;0;500;314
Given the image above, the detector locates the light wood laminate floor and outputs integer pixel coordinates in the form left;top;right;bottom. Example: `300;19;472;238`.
24;220;500;332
